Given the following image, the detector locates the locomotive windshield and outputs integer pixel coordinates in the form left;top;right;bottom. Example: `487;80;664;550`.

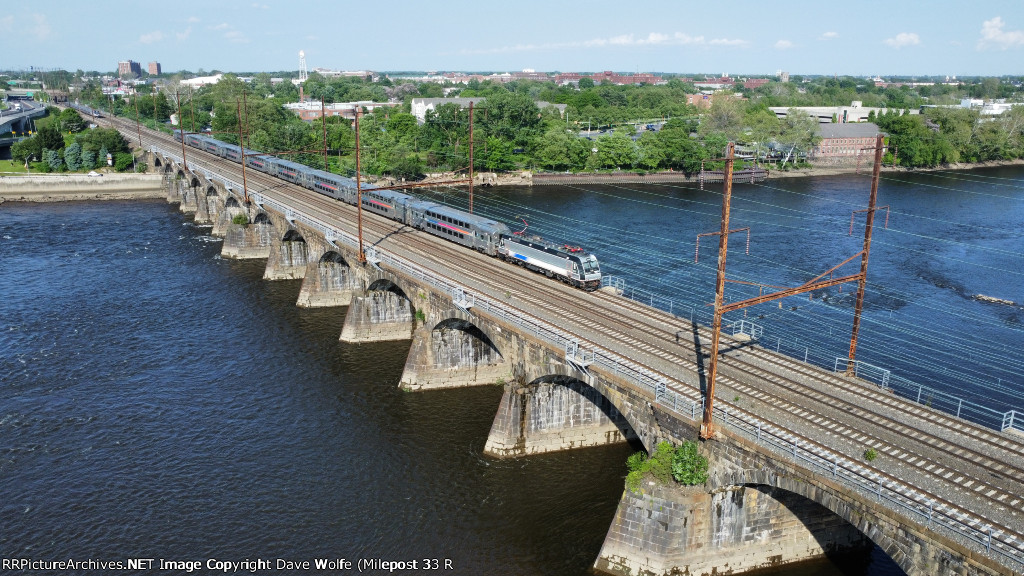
583;257;600;273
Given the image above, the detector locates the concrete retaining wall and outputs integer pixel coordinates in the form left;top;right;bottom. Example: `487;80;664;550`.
0;174;165;202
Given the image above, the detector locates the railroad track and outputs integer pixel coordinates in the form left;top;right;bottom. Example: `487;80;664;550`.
103;116;1024;566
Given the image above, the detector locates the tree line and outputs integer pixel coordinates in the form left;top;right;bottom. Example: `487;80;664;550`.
73;71;1024;177
11;107;135;172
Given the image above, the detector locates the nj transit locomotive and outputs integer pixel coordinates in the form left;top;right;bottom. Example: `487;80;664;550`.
173;130;601;290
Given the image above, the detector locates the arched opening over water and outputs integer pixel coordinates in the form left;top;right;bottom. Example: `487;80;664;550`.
429;318;502;368
525;374;640;446
367;279;409;302
282;229;305;243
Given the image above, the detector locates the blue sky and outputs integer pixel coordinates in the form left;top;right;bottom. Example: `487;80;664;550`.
3;0;1023;76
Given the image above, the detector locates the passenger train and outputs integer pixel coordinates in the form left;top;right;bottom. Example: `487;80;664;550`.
173;130;602;290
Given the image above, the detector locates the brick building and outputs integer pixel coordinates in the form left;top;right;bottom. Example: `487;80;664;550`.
148;61;162;75
812;123;882;165
118;60;142;78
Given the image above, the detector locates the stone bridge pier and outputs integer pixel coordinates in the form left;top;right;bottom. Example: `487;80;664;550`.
296;249;363;307
221;208;273;259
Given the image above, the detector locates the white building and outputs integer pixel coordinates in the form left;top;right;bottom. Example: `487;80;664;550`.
181;74;223;88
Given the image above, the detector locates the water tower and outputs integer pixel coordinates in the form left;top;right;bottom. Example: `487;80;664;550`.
299;50;308;83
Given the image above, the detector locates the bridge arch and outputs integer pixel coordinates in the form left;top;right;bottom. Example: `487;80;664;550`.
253;212;272;225
316;251;352;289
282;229;305;243
709;470;912;574
367;278;410;302
225;196;241;208
206;185;218;196
484;374;640;457
429;318;502;369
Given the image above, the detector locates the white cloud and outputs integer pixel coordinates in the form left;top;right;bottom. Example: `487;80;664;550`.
708;37;748;46
251;3;269;8
187;16;201;23
224;29;248;43
884;32;920;48
176;27;192;41
453;31;746;55
819;31;839;40
211;23;230;30
139;30;164;44
0;15;13;33
977;16;1024;50
29;14;51;40
774;40;794;50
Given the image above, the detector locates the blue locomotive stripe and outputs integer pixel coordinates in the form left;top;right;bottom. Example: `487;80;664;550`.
513;254;527;261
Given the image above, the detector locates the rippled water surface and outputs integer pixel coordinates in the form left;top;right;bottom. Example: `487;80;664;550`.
6;164;1020;576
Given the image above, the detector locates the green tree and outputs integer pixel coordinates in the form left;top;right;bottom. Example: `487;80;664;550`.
11;136;42;164
64;142;83;171
81;149;96;170
44;149;64;171
479;91;540;145
482;137;517;171
578;77;595;89
114;152;135;172
36;123;65;152
776;109;820;166
536;127;588;171
59;108;87;133
594;132;638;169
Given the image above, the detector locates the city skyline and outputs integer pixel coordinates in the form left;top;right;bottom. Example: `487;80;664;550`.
2;0;1023;76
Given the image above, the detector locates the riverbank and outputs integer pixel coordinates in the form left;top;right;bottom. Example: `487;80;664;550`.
0;173;165;203
758;158;1024;180
387;158;1024;188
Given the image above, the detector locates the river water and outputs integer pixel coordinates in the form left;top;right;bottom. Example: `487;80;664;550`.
1;167;1021;575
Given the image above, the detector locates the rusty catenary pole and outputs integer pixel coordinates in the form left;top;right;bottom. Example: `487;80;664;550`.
468;100;474;214
355;107;365;263
236;98;250;204
176;92;188;170
700;142;736;440
133;92;142;147
847;134;885;373
321;96;329;172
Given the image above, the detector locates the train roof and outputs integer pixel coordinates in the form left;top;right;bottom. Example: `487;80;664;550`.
507;234;596;259
362;187;410;203
425;204;507;227
307;168;358;188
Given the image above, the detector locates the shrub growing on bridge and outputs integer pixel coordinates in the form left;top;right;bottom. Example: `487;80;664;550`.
625;441;708;493
671;441;709;485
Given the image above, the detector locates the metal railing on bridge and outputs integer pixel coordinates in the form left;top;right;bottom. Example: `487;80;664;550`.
600;275;1023;436
155;146;1024;571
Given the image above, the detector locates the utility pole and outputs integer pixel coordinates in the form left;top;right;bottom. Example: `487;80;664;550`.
700;143;735;440
321;96;328;173
847;134;885;373
133;91;142;147
355;106;365;263
176;91;188;170
236;98;250;204
468;100;474;214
